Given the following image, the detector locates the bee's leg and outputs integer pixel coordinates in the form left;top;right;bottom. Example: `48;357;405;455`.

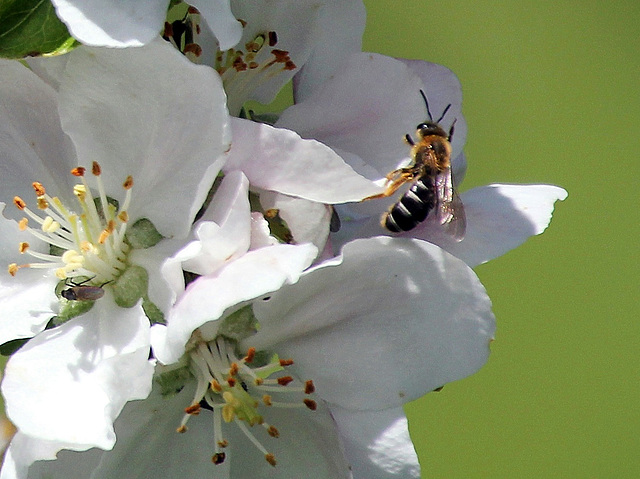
362;169;417;201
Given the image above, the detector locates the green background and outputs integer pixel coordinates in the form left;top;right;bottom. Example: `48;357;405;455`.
361;1;639;477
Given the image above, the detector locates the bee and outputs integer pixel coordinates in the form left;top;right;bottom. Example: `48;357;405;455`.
367;90;466;241
60;278;106;301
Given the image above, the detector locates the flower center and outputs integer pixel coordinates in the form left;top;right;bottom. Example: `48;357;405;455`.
176;336;316;467
8;161;135;294
162;6;296;116
216;30;296;115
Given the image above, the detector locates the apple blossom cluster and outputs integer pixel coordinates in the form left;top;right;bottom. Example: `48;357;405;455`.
0;1;566;478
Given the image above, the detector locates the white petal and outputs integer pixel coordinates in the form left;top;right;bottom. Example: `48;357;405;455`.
24;381;351;478
153;243;318;364
228;0;336;105
246;237;495;410
191;0;242;50
331;406;421;479
0;205;57;344
0;62;76;219
130;237;189;314
414;184;568;267
249;212;279;249
0;271;56;345
183;171;252;275
2;298;153;450
224;118;381;202
18;383;226;479
58;39;230;238
228;402;351;478
51;0;169;47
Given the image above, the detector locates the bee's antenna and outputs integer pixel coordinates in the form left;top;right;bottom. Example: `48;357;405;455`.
419;90;433;121
436;104;452;124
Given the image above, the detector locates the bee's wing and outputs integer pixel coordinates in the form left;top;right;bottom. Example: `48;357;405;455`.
435;168;466;242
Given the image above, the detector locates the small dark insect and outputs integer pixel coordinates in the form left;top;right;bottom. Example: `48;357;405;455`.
365;90;466;241
61;278;106;301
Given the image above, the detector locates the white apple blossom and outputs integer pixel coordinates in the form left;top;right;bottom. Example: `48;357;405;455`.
17;232;495;478
163;0;365;115
277;52;567;266
0;38;230;477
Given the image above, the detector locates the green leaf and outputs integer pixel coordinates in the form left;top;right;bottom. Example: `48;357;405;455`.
0;0;76;59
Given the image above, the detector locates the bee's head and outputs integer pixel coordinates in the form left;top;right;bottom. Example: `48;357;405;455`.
416;121;448;139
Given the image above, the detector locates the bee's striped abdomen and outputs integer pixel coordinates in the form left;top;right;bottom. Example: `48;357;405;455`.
383;176;436;232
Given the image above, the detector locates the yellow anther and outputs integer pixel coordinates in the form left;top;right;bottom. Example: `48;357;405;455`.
98;229;111;244
18;242;29;253
73;184;87;200
42;216;60;233
222;404;235;423
62;250;83;264
80;241;98;254
37;197;48;210
18;218;28;231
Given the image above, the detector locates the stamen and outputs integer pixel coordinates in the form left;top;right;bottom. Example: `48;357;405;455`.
216;31;298;115
32;182;46;197
7;166;137;293
277;376;293;386
177;336;318;468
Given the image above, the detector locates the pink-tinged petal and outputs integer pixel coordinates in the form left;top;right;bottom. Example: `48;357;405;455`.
396;58;467;158
2;298;153;449
153;243;318;364
331;406;421;479
277;53;436;178
245;237;495;410
51;0;169;47
413;184;569;267
58;39;230;238
224;118;381;203
293;0;366;102
0;62;76;219
191;0;242;50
